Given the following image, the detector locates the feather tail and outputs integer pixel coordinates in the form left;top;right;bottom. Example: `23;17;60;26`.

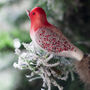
75;54;90;84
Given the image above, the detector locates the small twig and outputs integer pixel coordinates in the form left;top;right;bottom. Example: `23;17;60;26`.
29;77;41;82
52;79;63;90
45;54;54;62
42;62;60;67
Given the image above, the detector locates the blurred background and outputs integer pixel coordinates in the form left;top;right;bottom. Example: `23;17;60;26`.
0;0;90;90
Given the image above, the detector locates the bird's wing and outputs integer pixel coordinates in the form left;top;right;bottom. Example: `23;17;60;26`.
35;27;75;53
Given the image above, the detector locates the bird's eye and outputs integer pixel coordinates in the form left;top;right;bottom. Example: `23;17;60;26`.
32;12;35;15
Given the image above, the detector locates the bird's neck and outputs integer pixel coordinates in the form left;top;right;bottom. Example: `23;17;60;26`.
30;20;51;31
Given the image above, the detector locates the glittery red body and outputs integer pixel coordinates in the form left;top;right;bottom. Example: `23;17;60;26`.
35;27;74;53
26;8;85;60
28;7;76;54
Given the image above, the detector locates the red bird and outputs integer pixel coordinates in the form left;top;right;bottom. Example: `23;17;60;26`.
27;7;84;61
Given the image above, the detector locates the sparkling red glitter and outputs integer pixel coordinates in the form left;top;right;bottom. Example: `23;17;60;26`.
35;28;74;53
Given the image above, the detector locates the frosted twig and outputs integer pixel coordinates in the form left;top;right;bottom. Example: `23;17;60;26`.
41;81;46;90
29;77;41;82
52;79;63;90
42;61;60;67
14;41;75;90
45;54;54;62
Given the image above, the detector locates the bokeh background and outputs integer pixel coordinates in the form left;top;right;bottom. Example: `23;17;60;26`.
0;0;90;90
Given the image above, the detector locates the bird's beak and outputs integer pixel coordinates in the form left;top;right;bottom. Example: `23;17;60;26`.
26;9;30;16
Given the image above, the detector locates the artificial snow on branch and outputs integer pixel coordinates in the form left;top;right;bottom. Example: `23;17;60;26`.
13;41;75;90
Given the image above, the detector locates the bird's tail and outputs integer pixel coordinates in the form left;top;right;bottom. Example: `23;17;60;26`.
75;54;90;84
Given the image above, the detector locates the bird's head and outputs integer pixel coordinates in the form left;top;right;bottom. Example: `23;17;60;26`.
27;7;50;29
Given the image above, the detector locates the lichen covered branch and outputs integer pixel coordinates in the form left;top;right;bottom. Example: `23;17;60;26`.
13;41;75;90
